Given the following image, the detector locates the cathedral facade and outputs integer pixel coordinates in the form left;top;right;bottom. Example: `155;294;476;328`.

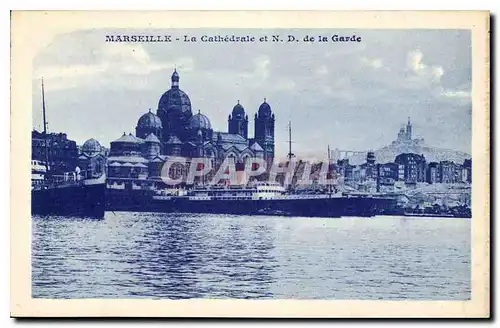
106;69;276;186
134;69;275;162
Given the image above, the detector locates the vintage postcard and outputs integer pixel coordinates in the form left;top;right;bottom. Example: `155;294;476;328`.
10;11;489;317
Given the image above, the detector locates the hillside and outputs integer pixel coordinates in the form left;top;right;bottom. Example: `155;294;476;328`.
348;142;471;165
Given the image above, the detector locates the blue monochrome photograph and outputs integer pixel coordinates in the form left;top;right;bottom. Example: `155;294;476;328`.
31;28;473;300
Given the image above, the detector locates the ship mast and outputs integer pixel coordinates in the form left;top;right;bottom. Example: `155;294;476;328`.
287;121;294;161
286;121;294;192
327;145;334;197
41;78;50;174
198;109;205;186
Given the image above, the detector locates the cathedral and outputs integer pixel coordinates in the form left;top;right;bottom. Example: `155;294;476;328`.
105;69;276;186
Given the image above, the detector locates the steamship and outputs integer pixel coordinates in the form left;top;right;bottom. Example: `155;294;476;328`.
106;123;397;218
31;80;106;219
105;180;396;218
153;182;395;217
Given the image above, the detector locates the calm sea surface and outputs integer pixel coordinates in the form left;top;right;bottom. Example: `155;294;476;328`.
32;213;470;300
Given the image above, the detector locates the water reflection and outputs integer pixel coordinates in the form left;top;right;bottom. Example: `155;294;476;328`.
32;214;470;300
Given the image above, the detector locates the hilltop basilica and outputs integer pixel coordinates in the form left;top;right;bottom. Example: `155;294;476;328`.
84;69;276;185
391;117;424;147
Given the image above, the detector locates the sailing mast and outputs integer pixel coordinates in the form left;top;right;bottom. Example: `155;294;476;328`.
41;78;50;174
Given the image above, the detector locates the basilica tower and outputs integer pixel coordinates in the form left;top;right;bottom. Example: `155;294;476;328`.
406;117;412;140
228;100;248;139
254;98;275;162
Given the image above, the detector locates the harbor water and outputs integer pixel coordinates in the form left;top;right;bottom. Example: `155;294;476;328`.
32;213;471;300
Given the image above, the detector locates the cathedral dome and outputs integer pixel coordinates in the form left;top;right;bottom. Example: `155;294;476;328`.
113;133;144;144
158;88;192;115
189;112;212;130
166;135;182;145
157;69;192;117
82;138;101;156
144;133;161;143
258;99;272;117
232;101;245;118
137;109;162;129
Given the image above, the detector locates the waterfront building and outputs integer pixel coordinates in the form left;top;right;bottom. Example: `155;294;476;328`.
77;138;107;179
352;166;367;184
439;160;455;183
461;166;469;183
394;153;427;183
360;151;377;180
336;158;355;183
397;164;405;181
453;162;465;183
31;130;78;174
375;162;401;192
379;162;400;181
426;162;440;184
378;175;395;193
463;159;472;183
106;69;275;188
106;133;155;189
432;160;471;184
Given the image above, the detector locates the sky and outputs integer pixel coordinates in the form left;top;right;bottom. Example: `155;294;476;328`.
32;28;472;158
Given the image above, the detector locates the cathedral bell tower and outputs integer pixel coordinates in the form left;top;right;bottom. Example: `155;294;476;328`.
228;100;248;139
254;98;275;162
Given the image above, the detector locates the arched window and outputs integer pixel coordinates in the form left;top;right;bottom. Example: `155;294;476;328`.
241;154;251;163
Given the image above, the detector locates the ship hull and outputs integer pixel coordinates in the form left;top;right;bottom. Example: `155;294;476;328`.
32;183;106;219
106;190;397;218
